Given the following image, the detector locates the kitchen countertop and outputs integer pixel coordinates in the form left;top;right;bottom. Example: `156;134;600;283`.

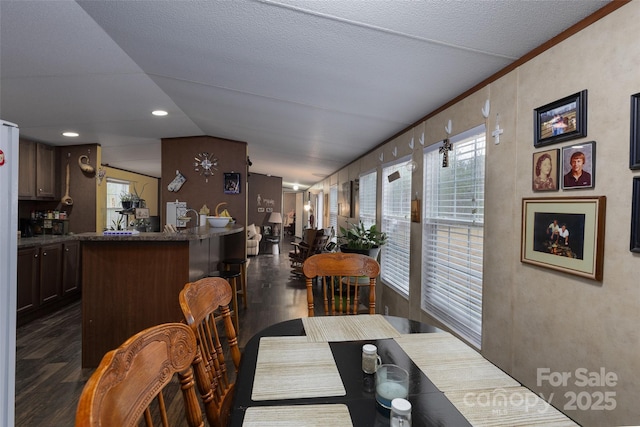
18;225;244;247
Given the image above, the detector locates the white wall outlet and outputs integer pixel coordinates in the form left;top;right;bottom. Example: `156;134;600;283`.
384;306;389;315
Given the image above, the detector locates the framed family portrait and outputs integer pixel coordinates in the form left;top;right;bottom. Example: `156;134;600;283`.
521;196;606;281
631;177;640;252
630;92;640;170
223;172;241;194
534;90;587;147
561;141;595;190
532;149;559;191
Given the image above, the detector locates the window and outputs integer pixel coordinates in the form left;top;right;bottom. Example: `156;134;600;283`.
359;170;377;229
421;125;486;348
316;191;324;230
106;179;130;230
381;158;412;296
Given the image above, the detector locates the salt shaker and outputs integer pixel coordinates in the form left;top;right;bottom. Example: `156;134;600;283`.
362;344;382;374
390;398;412;427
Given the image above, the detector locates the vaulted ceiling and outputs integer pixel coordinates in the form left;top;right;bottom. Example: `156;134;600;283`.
0;0;610;188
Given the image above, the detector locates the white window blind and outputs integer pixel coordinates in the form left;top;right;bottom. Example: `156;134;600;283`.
329;185;338;231
359;170;377;229
381;159;411;296
421;126;485;349
316;191;324;230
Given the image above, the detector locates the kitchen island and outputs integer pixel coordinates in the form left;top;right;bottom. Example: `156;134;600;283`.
77;225;244;367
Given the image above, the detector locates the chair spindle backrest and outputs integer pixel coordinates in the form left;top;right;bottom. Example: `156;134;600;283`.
75;323;203;427
302;252;380;317
179;277;241;427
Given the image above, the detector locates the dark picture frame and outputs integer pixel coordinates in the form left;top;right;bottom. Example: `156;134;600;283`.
534;90;587;147
532;149;559;192
338;180;353;217
561;141;595;190
521;196;606;281
630;93;640;170
631;177;640;252
223;172;241;194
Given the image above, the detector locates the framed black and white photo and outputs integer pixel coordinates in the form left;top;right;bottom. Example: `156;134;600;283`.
630;93;640;170
631;177;640;252
561;141;595;190
534;90;587;147
532;149;559;192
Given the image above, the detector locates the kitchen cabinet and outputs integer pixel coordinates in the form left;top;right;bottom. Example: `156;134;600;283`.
17;247;39;315
17;239;81;326
18;139;36;198
18;139;57;199
39;243;62;304
62;241;80;295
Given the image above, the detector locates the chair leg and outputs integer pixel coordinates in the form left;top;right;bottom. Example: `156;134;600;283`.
240;263;247;309
230;276;240;334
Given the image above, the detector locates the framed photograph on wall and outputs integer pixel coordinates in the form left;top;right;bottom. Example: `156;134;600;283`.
630;92;640;170
631;177;640;252
521;196;606;281
224;172;241;194
532;149;559;191
534;90;587;147
561;141;595;190
134;208;150;219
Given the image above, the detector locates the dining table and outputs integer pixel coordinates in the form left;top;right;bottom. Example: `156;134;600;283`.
229;315;579;427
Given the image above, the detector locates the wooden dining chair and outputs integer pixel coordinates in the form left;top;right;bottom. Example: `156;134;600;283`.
75;323;204;427
179;277;241;427
302;252;380;317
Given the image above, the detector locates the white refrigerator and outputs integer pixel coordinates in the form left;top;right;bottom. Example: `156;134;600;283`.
0;120;19;427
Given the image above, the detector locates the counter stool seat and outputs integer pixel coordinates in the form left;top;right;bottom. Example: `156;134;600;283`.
209;270;242;333
222;258;248;309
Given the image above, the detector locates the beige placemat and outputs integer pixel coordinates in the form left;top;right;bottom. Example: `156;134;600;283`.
395;332;519;392
251;336;345;401
242;404;353;426
445;387;578;426
302;314;401;342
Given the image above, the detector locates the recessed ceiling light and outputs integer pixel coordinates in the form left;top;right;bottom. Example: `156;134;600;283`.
152;110;168;116
62;132;79;137
293;185;299;191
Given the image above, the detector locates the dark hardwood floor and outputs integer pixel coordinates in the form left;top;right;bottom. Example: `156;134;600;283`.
15;240;322;426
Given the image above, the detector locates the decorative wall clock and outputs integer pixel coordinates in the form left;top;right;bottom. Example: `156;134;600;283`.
193;152;218;182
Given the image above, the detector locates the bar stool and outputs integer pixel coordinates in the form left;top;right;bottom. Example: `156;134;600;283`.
222;258;248;309
209;269;242;334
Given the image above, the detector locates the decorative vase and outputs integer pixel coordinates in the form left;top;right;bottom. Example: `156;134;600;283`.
339;245;381;260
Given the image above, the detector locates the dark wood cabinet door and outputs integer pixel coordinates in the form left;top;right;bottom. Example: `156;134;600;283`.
18;139;36;198
17;247;39;313
36;143;56;198
39;243;62;304
62;241;80;295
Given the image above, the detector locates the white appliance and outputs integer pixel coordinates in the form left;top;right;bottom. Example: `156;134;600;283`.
166;200;188;228
0;120;19;427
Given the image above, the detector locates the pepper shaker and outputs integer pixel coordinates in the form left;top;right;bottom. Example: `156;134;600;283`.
362;344;382;374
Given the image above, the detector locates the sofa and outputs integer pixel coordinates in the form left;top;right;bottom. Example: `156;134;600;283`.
247;224;262;256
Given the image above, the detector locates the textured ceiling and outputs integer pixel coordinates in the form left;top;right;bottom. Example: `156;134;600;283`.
0;0;610;188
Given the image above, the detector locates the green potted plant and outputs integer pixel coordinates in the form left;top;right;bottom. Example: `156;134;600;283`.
338;220;388;260
120;192;134;210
